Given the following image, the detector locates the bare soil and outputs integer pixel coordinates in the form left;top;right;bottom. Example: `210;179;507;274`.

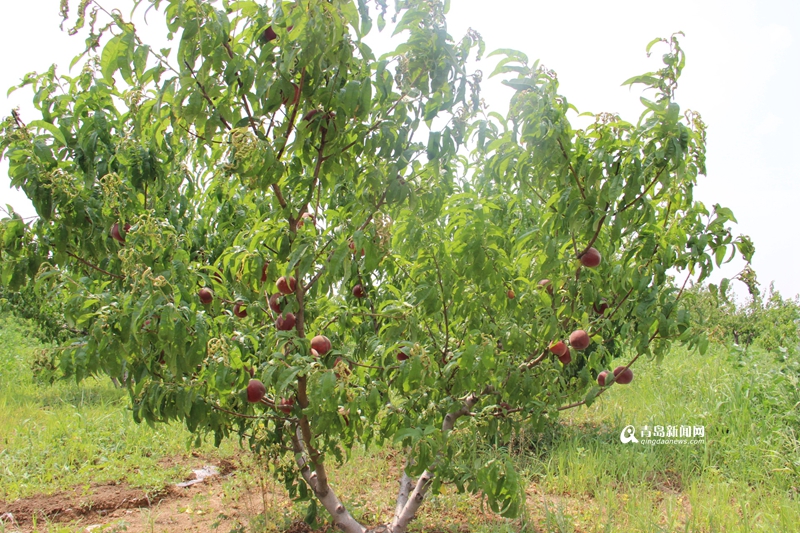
0;481;165;526
0;454;505;533
0;457;264;533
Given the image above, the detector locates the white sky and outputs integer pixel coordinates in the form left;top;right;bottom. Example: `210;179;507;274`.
1;0;798;302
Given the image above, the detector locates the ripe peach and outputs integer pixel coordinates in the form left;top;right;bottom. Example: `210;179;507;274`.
580;247;601;268
569;329;591;350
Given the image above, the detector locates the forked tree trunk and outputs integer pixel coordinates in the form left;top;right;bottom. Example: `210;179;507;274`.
291;394;481;533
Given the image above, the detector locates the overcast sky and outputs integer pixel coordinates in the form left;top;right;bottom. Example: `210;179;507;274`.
1;0;798;301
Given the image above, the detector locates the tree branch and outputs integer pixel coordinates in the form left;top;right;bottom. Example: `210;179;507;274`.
431;253;450;357
275;69;306;163
66;251;124;280
604;250;657;322
177;123;228;144
391;393;481;533
302;190;388;293
578;209;608;259
557;138;585;199
394;470;414;520
558;268;693;412
606;285;634;321
299;127;328;220
221;39;261;137
210;404;285;421
341;357;385;371
614;167;665;215
291;430;365;533
519;349;549;371
183;60;231;131
268;69;307;211
326;76;421;160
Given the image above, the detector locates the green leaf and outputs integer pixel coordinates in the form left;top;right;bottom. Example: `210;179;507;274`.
28;120;67;147
426;131;441;160
698;334;709;355
393;427;422;445
100;34;128;82
487;48;529;64
720;278;730;297
714;245;726;267
276;367;301;394
584;386;601;407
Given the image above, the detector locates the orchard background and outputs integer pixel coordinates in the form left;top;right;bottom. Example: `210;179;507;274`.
1;1;798;532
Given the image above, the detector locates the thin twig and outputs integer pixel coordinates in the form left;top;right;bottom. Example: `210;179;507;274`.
519;350;549;371
557;138;585;199
183;60;232;131
342;357;386;371
299;127;327;219
275;68;306;163
558;267;694;412
431;253;450;357
303;189;388;293
211;404;284;421
615;167;665;215
66;251;124;280
324;74;422;160
578;207;609;258
221;39;261;136
177;123;229;144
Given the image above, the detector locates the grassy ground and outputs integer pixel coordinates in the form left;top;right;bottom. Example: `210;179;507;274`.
524;344;800;532
1;313;798;532
0;315;238;502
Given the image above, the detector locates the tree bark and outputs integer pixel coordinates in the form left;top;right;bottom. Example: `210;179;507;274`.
390;470;432;532
291;429;366;533
390;393;481;532
290;393;482;533
394;471;414;519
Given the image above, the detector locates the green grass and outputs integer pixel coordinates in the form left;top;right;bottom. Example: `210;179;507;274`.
2;312;799;532
520;345;800;532
0;314;237;502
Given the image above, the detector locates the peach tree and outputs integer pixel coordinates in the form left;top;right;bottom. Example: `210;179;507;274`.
0;0;753;530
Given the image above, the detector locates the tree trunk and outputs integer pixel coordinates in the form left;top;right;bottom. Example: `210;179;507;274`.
290;393;482;532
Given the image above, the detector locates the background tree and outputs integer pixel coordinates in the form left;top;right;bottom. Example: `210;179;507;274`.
0;1;754;530
685;276;800;355
0;280;70;344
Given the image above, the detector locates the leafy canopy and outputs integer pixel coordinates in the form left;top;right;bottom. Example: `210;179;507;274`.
0;0;754;526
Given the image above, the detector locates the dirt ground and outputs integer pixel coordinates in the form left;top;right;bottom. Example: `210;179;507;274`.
0;458;292;533
0;451;493;533
0;455;618;533
0;466;692;533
